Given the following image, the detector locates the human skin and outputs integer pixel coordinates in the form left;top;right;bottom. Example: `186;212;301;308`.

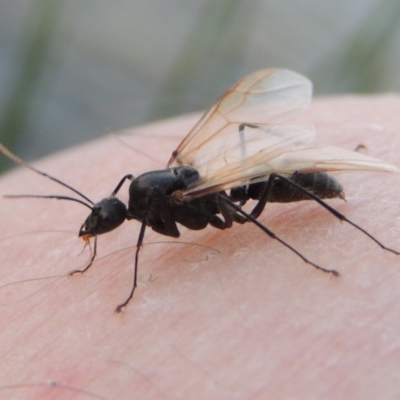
0;96;400;399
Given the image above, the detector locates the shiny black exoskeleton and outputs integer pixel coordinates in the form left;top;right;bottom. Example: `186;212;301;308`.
78;167;349;312
79;166;245;242
2;140;398;313
126;166;244;238
231;172;344;209
79;165;251;312
79;197;127;238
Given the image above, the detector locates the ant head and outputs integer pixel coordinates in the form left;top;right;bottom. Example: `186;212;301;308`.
79;197;127;239
0;144;134;241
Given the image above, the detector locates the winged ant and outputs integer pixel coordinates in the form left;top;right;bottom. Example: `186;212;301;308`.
1;68;399;312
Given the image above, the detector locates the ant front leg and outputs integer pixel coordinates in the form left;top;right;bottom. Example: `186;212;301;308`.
117;188;181;313
69;236;98;276
115;220;147;313
71;174;133;277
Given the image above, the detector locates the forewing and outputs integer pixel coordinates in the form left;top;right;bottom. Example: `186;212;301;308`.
168;67;398;199
168;68;313;167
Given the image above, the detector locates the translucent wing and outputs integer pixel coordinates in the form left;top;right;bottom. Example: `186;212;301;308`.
183;142;399;197
167;68;398;199
168;68;313;169
266;144;400;173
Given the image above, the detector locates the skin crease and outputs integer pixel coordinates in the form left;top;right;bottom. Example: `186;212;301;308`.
0;96;400;399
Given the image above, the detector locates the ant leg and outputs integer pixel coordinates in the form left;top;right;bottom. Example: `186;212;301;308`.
223;197;339;275
218;194;247;225
221;197;339;276
198;194;246;230
354;144;367;152
69;237;98;275
146;188;180;237
111;174;133;197
231;123;276;208
238;123;259;160
69;175;133;277
249;174;280;219
260;174;400;256
216;195;234;228
116;188;181;312
115;220;147;313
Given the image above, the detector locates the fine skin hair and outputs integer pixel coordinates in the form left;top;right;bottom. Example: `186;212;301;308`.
0;95;400;399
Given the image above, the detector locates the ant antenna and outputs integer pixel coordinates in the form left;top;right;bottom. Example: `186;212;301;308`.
0;143;94;208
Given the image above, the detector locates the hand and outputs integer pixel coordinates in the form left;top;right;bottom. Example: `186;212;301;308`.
0;95;399;398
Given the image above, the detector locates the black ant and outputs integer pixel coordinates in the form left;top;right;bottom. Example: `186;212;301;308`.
1;68;399;312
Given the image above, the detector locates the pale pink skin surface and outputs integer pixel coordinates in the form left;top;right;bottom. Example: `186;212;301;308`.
0;96;400;399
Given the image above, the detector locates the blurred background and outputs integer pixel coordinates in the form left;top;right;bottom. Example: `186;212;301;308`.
1;0;400;171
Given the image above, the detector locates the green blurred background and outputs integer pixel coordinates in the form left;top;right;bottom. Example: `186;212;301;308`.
1;0;400;171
